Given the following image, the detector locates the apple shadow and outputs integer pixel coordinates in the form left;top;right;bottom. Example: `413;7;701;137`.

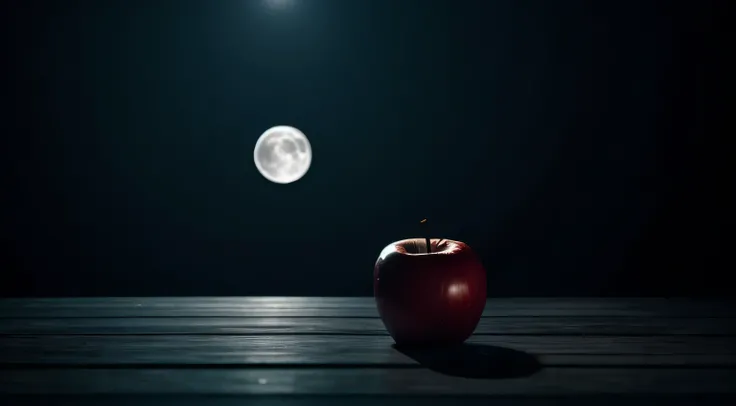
393;343;542;379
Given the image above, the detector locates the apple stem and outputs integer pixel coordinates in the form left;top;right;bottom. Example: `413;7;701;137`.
420;218;431;254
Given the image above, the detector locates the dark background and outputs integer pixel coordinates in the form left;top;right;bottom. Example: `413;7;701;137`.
1;0;731;297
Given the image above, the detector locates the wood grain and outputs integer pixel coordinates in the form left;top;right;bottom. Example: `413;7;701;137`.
6;398;734;406
4;398;734;406
1;334;735;367
2;297;734;398
2;368;735;396
1;316;734;336
1;297;733;318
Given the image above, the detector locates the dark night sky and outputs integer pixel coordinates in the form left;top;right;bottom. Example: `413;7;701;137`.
1;0;731;297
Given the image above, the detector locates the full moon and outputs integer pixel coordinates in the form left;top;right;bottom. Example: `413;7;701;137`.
253;125;312;184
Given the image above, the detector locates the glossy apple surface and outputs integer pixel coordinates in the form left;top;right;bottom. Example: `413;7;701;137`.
374;238;486;345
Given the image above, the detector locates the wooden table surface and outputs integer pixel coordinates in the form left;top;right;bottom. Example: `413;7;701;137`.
1;297;734;405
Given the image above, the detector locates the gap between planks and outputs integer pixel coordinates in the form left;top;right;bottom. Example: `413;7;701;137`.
1;317;734;336
1;297;733;318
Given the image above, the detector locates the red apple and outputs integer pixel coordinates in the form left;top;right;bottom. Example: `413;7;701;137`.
374;238;486;345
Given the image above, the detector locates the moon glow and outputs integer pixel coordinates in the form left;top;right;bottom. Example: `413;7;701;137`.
263;0;298;11
253;126;312;184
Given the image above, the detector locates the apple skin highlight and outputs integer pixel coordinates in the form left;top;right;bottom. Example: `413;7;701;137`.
374;238;487;346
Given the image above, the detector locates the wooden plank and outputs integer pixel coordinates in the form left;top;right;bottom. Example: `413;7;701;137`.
2;398;736;406
1;297;733;318
1;368;735;395
1;335;735;367
1;316;734;336
2;398;732;406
